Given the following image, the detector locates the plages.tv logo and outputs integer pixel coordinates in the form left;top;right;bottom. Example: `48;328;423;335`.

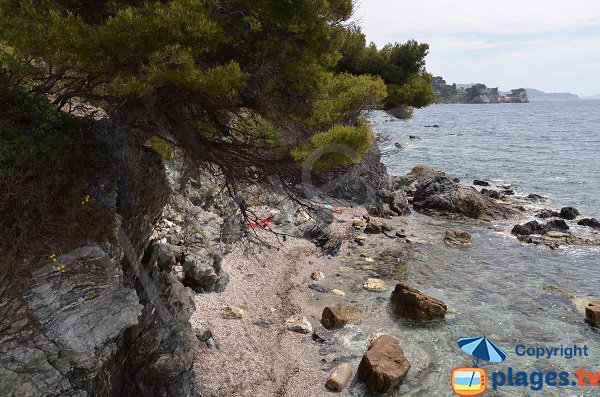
451;336;508;396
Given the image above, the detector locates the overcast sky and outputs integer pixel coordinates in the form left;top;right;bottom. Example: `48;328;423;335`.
355;0;600;96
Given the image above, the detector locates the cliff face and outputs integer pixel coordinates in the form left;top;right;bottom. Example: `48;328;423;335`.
467;87;529;104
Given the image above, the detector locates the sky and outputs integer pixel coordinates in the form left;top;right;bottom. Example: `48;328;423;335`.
354;0;600;96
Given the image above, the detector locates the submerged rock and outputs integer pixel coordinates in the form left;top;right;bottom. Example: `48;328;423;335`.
357;335;411;394
363;278;388;292
321;306;364;330
444;228;472;246
560;207;580;220
412;176;513;220
390;283;447;321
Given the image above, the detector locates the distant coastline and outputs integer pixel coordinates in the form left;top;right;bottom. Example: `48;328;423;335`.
432;77;528;104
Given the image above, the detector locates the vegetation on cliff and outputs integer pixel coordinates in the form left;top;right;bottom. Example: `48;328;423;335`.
0;0;434;177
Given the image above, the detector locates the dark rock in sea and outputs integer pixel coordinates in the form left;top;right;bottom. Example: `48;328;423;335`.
578;218;600;230
409;135;421;140
537;209;560;219
390;283;447;321
546;219;569;232
412;176;513;220
503;189;515;196
527;193;547;201
586;302;600;327
358;335;411;394
474;180;490;186
560;207;580;220
425;124;440;128
511;220;547;236
394;142;404;149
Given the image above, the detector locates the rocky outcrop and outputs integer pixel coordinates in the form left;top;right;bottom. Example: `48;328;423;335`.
0;246;141;397
390;283;447;321
357;335;411;394
412;176;514;220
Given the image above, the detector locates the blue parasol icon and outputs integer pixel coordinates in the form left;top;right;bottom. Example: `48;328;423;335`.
457;336;507;389
458;336;507;367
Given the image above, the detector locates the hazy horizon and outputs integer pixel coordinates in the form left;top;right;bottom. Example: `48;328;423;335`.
355;0;600;97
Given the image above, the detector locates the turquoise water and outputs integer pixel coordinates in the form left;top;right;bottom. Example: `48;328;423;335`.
348;102;600;396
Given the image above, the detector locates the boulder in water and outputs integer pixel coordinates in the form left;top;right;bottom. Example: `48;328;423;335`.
358;335;411;394
560;207;580;220
578;218;600;230
390;283;447;321
412;176;514;220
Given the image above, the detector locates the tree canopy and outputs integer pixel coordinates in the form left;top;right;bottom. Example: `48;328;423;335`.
0;0;435;174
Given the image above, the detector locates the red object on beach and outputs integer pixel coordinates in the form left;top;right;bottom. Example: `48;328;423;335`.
248;215;273;229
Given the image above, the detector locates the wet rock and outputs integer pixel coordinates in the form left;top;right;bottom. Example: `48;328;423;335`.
511;220;547;236
311;271;325;281
481;188;503;199
473;180;490;187
326;363;353;392
503;189;515;196
409;135;421;140
309;283;331;294
365;217;392;234
537;209;560;218
546;219;569;232
363;278;387;292
444;228;472;246
527;193;546;201
390;283;447;321
560;207;580;220
585;302;600;326
285;315;313;334
412;176;513;220
222;305;244;319
358;335;411;394
425;124;440;128
321;306;364;330
578;218;600;230
312;326;334;343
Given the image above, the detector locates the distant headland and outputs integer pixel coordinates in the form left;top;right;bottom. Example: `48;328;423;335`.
433;76;528;104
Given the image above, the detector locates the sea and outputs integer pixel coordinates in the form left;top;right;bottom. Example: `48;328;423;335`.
344;101;600;396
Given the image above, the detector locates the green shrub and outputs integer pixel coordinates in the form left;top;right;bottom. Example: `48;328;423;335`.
149;135;174;160
291;118;374;173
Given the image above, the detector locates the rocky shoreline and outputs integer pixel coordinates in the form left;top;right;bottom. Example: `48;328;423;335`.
3;132;600;396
